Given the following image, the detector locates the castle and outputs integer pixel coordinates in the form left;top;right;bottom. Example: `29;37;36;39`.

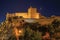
6;7;60;25
6;7;40;20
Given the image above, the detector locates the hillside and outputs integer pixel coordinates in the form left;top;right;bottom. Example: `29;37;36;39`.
0;17;60;40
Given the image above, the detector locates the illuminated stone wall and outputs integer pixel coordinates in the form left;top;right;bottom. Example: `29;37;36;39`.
6;7;40;20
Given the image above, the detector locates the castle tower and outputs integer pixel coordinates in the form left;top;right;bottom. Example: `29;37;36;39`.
28;7;37;18
28;6;39;19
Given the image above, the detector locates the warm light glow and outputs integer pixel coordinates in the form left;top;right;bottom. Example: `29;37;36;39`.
15;28;19;36
14;28;23;40
19;30;22;33
14;28;23;37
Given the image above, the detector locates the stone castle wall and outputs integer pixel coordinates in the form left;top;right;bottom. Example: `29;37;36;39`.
6;7;40;20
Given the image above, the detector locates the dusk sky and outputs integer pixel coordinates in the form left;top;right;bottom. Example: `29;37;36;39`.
0;0;60;22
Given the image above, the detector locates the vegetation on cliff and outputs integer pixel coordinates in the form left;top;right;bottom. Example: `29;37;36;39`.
0;18;60;40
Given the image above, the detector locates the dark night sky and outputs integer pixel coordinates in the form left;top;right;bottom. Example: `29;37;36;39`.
0;0;60;22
